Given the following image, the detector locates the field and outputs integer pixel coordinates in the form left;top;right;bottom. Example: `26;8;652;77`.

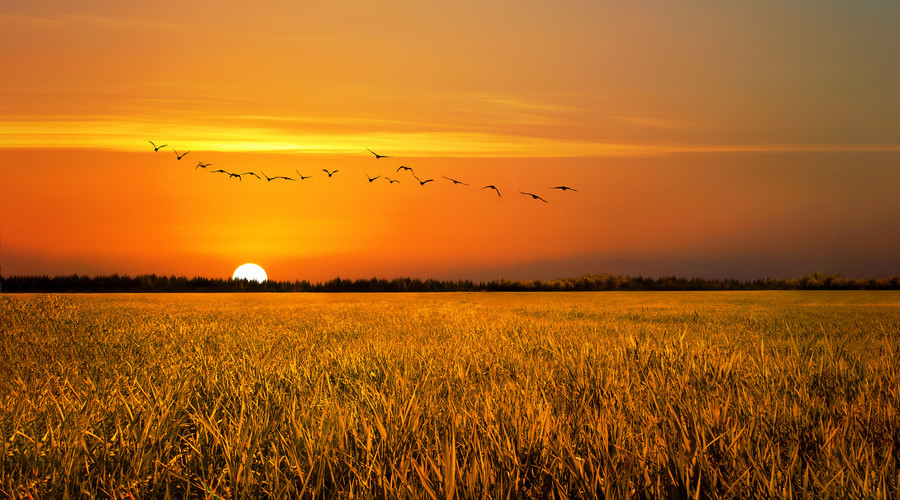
1;291;898;498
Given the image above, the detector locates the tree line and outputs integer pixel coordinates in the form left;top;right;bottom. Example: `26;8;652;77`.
2;272;899;293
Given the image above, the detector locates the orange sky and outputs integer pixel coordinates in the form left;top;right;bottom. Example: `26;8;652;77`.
2;1;899;281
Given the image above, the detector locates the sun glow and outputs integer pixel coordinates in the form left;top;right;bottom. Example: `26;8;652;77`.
232;263;267;283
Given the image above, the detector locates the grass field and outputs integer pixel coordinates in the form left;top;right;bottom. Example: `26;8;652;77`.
1;291;898;498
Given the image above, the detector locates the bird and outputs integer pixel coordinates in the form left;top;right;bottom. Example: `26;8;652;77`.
262;172;295;181
443;176;469;186
367;148;390;159
386;177;400;184
482;185;501;197
196;162;212;170
239;171;260;180
520;191;549;203
413;175;433;186
212;170;240;180
295;170;313;180
149;140;167;152
396;166;415;175
366;173;381;183
174;149;190;160
322;169;338;177
550;185;578;192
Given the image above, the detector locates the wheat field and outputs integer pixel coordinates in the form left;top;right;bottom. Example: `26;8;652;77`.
1;291;898;498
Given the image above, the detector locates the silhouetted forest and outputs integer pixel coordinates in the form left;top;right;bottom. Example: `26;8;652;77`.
2;272;899;293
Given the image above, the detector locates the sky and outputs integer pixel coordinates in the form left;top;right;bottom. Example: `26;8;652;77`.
1;1;899;282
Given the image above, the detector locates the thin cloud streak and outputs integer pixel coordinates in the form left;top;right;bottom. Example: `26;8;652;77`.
1;119;899;157
0;12;185;31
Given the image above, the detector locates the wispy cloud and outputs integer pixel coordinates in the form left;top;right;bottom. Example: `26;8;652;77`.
1;117;898;157
613;115;713;130
0;12;186;31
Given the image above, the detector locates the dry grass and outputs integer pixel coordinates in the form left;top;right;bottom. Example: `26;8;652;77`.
1;291;898;498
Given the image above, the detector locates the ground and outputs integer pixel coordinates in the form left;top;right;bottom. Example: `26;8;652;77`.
1;291;898;498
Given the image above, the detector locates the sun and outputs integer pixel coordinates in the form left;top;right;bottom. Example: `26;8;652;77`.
232;263;267;283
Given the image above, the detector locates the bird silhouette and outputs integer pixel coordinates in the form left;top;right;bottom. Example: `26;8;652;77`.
443;176;469;185
482;185;501;197
366;173;381;183
173;150;190;160
322;169;338;177
386;177;400;184
396;166;415;175
413;175;434;186
550;186;578;192
196;162;212;170
295;170;313;180
261;172;295;181
520;191;549;203
239;171;261;180
367;148;390;159
212;170;240;180
149;140;167;152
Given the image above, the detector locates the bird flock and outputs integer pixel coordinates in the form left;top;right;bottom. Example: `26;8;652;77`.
147;140;577;203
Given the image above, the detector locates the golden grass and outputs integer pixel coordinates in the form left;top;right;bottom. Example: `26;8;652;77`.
1;291;898;498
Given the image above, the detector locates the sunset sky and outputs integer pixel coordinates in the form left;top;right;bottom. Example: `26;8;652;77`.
2;1;899;282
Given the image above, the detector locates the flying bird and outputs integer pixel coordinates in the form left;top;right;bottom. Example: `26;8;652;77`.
212;170;240;180
366;173;381;183
550;185;578;192
367;148;390;159
396;166;415;175
239;171;260;180
413;175;434;186
443;176;469;185
295;170;313;180
149;140;167;152
173;150;190;160
261;172;295;181
322;169;338;177
520;191;549;203
386;177;400;184
482;185;501;197
196;162;212;170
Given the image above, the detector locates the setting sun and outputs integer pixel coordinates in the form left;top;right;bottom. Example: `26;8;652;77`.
232;263;267;283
